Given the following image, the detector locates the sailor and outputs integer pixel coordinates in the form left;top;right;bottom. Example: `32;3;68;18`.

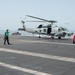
4;29;11;45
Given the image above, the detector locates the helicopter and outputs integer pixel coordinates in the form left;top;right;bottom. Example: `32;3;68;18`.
18;15;73;39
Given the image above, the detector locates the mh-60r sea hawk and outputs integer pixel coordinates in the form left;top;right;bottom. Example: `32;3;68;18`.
18;15;73;39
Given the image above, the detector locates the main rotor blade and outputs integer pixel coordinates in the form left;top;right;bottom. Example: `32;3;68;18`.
26;15;49;22
26;15;57;23
26;21;48;22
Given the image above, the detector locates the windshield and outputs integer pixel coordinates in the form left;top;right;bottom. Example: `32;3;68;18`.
58;27;68;31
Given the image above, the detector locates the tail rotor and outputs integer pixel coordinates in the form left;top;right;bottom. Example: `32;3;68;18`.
18;20;26;31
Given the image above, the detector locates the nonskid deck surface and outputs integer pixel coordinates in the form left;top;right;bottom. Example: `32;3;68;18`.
0;35;75;75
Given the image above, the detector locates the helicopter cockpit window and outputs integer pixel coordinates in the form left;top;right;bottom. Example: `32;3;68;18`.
58;27;68;31
43;29;46;32
61;27;68;31
58;28;61;31
37;25;42;28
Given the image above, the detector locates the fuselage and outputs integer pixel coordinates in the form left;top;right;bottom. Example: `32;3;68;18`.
26;25;72;37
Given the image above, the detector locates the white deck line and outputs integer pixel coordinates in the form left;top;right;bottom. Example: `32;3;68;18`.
0;48;75;63
0;62;50;75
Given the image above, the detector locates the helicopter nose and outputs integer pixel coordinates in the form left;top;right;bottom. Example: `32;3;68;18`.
68;33;73;36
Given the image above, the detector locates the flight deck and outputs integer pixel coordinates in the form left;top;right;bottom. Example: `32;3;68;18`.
0;35;75;75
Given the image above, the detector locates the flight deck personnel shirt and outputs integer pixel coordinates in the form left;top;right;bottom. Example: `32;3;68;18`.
5;32;9;37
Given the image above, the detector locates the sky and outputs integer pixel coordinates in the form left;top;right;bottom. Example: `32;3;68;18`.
0;0;75;31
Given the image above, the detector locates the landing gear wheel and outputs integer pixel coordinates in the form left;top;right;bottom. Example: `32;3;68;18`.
58;37;61;39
